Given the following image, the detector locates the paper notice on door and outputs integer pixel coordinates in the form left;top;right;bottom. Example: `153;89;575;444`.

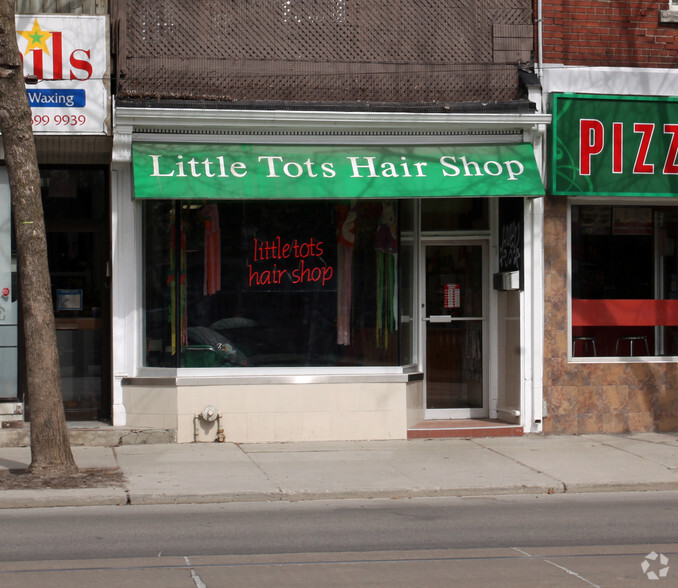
444;284;460;309
57;289;83;311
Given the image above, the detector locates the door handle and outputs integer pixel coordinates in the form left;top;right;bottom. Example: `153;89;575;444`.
423;315;452;323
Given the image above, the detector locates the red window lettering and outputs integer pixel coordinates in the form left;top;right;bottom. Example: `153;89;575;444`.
579;119;604;176
633;123;655;174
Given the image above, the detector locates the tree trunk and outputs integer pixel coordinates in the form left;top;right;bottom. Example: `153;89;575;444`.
0;2;76;474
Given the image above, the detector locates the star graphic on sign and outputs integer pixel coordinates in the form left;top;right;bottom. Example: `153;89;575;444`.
18;18;52;55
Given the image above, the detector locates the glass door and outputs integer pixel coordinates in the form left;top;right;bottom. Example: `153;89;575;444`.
43;168;110;421
0;170;18;402
422;241;488;418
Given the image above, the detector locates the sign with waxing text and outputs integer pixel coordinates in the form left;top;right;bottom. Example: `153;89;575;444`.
16;15;109;135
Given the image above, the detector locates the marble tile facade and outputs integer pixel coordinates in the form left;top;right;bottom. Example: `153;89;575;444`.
542;197;678;434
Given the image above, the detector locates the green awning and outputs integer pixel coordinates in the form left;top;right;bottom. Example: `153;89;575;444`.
132;142;545;200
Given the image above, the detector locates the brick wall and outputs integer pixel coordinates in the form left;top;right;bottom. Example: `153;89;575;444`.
540;0;678;67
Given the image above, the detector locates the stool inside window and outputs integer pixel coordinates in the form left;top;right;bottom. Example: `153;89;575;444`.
615;335;650;356
572;336;597;357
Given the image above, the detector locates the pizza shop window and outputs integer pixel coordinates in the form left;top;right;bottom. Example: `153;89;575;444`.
144;199;411;368
571;205;678;358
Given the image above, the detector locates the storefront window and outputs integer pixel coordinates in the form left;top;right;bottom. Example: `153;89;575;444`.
144;200;405;367
421;198;489;232
26;167;111;419
398;199;415;366
571;205;678;357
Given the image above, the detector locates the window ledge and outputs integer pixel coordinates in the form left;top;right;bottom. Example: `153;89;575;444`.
569;356;678;364
123;372;424;387
660;9;678;23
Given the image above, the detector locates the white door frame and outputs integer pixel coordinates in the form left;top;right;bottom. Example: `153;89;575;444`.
420;237;490;419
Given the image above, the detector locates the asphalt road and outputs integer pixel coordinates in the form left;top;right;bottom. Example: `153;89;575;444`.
1;491;677;586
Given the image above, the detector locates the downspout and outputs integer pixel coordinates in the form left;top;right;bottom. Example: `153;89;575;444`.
536;0;543;75
536;0;545;89
535;0;546;433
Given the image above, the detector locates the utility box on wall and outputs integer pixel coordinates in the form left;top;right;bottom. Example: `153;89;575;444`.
493;271;520;291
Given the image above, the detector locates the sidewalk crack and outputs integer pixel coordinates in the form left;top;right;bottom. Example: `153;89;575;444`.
235;443;284;500
586;436;677;472
111;446;120;468
471;440;566;494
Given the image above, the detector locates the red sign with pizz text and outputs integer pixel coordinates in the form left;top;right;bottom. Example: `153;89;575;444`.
551;93;678;198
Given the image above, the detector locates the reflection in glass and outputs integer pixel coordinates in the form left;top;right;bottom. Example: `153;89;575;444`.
571;205;678;357
40;166;109;419
425;244;484;410
144;200;407;368
426;322;483;409
421;198;489;232
57;329;102;419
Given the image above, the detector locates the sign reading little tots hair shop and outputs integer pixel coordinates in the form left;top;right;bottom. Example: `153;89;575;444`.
551;93;678;197
132;142;545;200
16;15;108;135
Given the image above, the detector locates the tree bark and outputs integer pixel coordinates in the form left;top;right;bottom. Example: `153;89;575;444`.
0;2;76;474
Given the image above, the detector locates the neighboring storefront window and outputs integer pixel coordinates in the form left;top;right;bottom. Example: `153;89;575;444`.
144;199;407;367
41;167;109;419
571;204;678;357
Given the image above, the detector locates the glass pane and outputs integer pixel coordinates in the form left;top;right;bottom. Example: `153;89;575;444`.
57;328;101;418
144;201;175;367
42;168;107;222
421;198;489;232
571;205;678;357
144;199;407;367
37;167;108;420
426;322;483;409
425;244;484;410
425;245;483;317
47;231;104;319
398;200;415;365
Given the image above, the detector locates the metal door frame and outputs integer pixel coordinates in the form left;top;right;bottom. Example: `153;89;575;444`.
420;237;490;419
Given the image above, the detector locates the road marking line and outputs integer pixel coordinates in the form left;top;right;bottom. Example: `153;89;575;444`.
184;556;207;588
543;559;601;587
512;548;601;588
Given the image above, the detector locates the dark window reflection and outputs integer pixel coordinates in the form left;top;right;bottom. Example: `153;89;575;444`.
571;205;678;357
144;200;408;368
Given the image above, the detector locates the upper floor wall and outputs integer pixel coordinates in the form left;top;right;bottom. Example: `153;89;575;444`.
540;0;678;68
112;0;535;108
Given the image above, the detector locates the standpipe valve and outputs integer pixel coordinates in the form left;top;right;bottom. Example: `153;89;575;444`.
193;405;225;443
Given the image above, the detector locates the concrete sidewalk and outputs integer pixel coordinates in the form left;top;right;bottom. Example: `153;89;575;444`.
1;433;677;508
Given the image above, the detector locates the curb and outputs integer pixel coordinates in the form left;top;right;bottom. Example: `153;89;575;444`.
3;482;678;509
563;481;678;494
0;488;128;509
126;491;284;505
0;482;567;508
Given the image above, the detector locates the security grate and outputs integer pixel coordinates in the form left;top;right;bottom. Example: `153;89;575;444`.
114;0;534;106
